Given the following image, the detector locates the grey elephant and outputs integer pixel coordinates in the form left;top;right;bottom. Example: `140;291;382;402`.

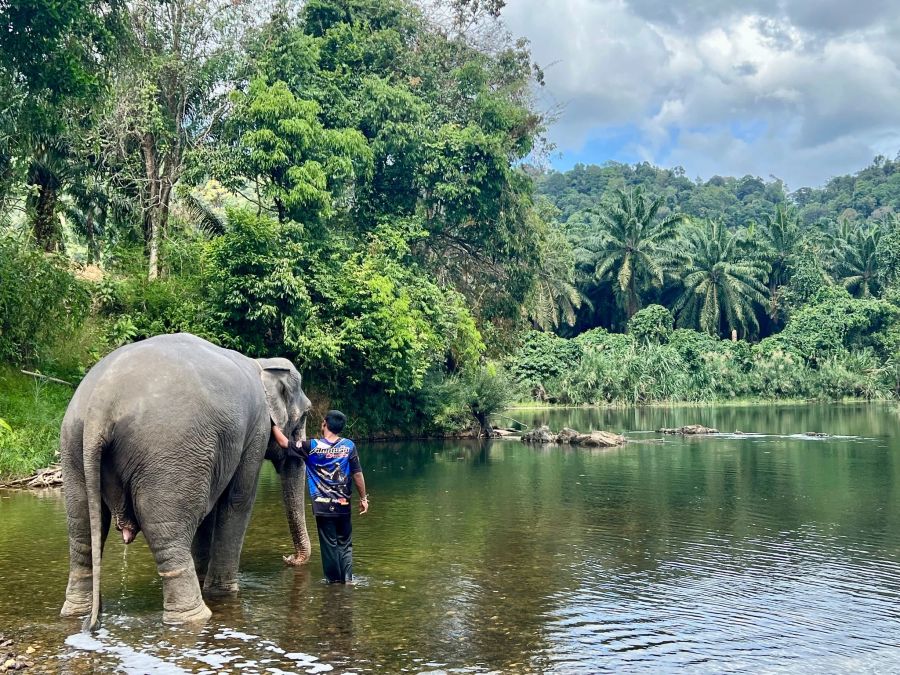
59;333;312;629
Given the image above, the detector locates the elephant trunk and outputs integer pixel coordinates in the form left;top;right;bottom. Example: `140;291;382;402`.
281;459;311;565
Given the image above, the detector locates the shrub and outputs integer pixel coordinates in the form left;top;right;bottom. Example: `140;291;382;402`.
508;330;582;388
627;304;674;345
0;234;90;365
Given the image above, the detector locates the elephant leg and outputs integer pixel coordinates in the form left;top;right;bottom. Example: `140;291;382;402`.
203;451;263;596
135;485;211;625
192;510;217;584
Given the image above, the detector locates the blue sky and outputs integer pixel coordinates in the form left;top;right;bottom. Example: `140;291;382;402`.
502;0;900;188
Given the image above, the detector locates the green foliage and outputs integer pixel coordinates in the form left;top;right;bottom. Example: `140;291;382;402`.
780;250;831;316
0;366;74;478
768;286;900;362
225;79;372;224
460;363;517;433
0;0;124;138
0;234;90;364
508;331;581;388
202;209;312;355
627;304;674;345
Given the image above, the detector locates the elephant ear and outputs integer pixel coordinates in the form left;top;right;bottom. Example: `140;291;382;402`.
258;359;294;429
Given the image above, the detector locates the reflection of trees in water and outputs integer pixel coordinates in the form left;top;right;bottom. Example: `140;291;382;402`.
529;402;897;438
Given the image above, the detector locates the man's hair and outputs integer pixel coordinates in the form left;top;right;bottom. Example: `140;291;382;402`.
323;410;347;434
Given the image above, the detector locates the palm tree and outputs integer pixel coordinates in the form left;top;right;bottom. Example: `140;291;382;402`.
758;204;804;291
674;219;770;337
584;188;684;319
525;216;586;330
834;223;882;297
822;215;855;273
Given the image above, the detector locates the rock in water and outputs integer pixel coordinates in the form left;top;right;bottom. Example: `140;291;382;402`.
576;431;626;447
521;425;556;444
657;425;719;435
556;427;580;444
521;426;626;447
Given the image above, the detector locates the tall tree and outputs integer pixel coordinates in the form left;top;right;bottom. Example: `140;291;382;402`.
583;188;684;319
101;0;243;279
524;217;583;331
0;0;125;249
674;219;770;337
835;223;882;298
757;203;804;323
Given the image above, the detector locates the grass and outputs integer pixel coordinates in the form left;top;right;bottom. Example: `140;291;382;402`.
0;366;74;480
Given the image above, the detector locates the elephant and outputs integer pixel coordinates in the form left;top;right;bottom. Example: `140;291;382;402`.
59;333;313;629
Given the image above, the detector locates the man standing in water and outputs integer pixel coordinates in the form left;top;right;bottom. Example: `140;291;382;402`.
272;410;368;583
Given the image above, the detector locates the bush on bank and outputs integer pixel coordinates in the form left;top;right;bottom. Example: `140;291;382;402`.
508;299;900;405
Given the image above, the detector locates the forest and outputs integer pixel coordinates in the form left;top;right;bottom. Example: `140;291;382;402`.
1;0;899;478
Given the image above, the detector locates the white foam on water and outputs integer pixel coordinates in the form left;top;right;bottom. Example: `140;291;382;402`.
65;629;188;674
215;627;261;641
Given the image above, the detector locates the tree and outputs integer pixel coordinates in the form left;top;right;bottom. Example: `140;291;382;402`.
222;79;372;226
835;223;882;298
524;219;583;331
875;215;900;289
757;203;804;319
240;0;547;328
100;0;244;279
674;219;770;337
583;188;684;319
0;0;125;249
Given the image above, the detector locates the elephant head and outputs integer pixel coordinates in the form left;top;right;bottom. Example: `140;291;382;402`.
258;357;313;565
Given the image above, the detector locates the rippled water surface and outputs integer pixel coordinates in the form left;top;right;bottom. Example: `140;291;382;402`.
2;404;900;673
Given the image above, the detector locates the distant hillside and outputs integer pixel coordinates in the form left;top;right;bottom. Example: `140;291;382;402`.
534;154;900;228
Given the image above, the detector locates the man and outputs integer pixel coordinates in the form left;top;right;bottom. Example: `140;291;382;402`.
272;410;368;583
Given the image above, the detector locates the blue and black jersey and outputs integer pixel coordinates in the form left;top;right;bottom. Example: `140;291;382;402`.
288;438;361;516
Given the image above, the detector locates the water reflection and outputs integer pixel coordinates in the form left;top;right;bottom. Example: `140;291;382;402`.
0;404;899;672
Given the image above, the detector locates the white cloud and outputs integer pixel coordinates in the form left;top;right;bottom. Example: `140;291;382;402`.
502;0;900;186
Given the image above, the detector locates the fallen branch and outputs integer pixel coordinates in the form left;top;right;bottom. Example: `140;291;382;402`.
490;413;531;430
20;370;73;387
0;464;63;489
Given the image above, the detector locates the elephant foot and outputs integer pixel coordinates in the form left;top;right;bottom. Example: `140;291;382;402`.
160;565;209;624
162;601;212;625
203;580;239;597
61;597;92;618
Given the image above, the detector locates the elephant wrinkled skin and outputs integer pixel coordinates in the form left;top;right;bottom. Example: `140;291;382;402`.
59;333;312;630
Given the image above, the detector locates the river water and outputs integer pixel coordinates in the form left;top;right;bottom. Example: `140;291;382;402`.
1;404;899;673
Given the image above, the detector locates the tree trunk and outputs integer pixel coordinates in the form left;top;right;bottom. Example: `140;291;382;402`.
85;211;98;264
31;178;63;252
141;133;161;280
28;165;64;252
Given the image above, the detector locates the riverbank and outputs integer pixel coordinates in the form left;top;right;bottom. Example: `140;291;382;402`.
0;367;71;481
1;360;893;481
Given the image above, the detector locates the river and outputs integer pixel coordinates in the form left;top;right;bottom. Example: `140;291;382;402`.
1;404;899;673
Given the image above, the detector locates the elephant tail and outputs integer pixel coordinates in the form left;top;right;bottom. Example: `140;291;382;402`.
82;427;104;632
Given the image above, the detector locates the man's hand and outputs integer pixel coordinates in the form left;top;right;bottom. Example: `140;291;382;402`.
271;424;290;449
359;496;369;515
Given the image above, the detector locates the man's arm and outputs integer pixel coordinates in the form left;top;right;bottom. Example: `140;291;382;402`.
271;424;290;448
353;472;368;514
271;425;310;460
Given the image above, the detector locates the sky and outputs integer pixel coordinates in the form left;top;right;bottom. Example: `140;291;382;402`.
501;0;900;189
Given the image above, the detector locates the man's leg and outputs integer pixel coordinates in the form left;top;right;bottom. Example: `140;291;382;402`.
315;516;342;583
335;514;353;583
